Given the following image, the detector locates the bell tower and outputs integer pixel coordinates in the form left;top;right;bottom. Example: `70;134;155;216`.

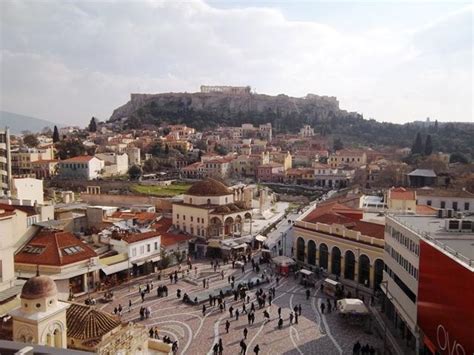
11;275;69;348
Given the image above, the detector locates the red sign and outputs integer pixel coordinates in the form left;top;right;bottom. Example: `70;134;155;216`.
418;240;474;355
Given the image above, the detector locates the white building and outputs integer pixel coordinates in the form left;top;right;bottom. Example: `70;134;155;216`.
415;188;474;212
299;125;315;137
11;178;44;204
109;230;161;266
126;147;141;166
57;156;104;180
0;128;12;197
95;152;129;176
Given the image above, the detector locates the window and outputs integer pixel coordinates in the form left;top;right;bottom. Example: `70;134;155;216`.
190;198;193;204
132;248;137;257
440;201;446;208
62;246;84;255
427;200;432;206
191;216;193;222
147;244;151;252
154;242;158;250
465;202;470;211
140;246;144;254
24;245;45;254
197;217;200;223
452;202;458;211
183;215;186;221
176;214;179;219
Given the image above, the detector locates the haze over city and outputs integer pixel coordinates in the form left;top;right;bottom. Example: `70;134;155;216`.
1;0;472;126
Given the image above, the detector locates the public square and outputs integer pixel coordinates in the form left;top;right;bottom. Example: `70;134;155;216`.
82;256;383;355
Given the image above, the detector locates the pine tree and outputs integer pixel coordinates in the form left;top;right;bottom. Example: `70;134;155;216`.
52;125;60;143
424;134;433;156
88;117;97;132
411;132;423;155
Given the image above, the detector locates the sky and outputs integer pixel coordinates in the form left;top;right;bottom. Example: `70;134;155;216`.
0;0;472;126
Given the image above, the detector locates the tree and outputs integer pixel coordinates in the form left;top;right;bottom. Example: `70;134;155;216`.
56;139;86;159
450;152;469;164
150;142;163;156
411;132;423;155
333;138;344;151
424;134;433;156
23;134;39;148
143;158;160;173
52;125;60;143
88;117;97;132
214;144;228;155
128;165;142;180
160;250;171;269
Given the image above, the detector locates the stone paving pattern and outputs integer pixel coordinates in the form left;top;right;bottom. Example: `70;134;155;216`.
81;259;383;354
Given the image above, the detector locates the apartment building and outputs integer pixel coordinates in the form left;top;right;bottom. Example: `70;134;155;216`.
11;146;55;175
0;128;12;197
328;149;367;168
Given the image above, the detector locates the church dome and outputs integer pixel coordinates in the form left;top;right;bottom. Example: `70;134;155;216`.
187;178;231;196
21;275;58;300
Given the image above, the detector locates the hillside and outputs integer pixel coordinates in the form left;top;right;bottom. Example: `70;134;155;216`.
108;91;474;158
0;111;59;134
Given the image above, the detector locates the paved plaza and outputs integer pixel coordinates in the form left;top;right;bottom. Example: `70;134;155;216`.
82;258;383;354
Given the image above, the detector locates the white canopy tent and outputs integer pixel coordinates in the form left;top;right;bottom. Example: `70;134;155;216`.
337;299;369;315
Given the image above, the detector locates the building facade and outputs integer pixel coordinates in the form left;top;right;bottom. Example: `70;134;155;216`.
0;128;12;197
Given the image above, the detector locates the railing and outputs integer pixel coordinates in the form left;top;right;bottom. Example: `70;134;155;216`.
294;220;385;247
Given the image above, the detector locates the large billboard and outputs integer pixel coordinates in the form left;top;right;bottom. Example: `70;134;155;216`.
417;240;474;355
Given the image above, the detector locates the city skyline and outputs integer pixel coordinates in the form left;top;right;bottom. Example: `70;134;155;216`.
1;0;472;125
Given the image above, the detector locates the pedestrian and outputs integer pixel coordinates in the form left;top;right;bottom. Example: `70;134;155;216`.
241;265;245;274
298;304;302;316
327;299;332;313
289;312;294;324
213;343;219;355
220;303;224;313
243;327;248;339
268;294;272;306
202;304;206;316
278;307;281;318
203;278;206;289
149;327;154;338
321;302;325;314
236;309;240;321
229;306;234;318
170;274;173;283
141;291;145;302
247;312;252;324
129;299;132;312
295;312;298;324
251;312;255;324
242;302;247;314
250;302;255;312
306;289;310;300
278;317;283;329
253;344;260;354
240;339;247;355
113;307;118;315
221;270;225;280
225;320;230;333
154;328;159;339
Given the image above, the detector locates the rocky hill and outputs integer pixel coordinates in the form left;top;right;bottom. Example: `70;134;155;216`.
109;92;360;132
108;91;474;158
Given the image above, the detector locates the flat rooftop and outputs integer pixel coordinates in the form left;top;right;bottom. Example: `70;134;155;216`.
392;215;474;266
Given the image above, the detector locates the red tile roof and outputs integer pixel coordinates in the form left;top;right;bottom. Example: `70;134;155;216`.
303;201;363;222
61;155;96;163
389;187;416;201
0;203;38;217
120;231;161;244
153;217;192;247
15;229;97;266
110;211;157;224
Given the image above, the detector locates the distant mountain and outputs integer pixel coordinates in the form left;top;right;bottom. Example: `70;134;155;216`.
109;91;474;158
0;111;61;134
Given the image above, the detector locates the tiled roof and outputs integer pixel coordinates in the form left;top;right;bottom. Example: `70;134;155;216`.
15;229;97;266
0;203;38;217
187;178;231;196
120;231;161;244
67;303;120;340
415;204;438;216
110;211;157;223
152;217;192;247
389;187;416;201
416;188;474;198
60;155;96;163
303;201;363;223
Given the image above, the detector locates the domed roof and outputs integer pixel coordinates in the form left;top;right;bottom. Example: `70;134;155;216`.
21;275;58;300
187;178;231;196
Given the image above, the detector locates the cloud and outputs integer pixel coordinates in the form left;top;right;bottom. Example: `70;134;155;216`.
0;0;472;125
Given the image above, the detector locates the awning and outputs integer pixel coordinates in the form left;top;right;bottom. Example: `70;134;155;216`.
100;253;128;266
298;269;313;276
208;240;221;248
102;260;130;275
255;235;267;242
52;266;101;280
232;244;247;249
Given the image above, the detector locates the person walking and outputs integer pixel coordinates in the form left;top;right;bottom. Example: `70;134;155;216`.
218;338;223;355
128;299;132;312
306;289;310;300
278;317;283;329
225;320;230;334
289;312;294;324
242;302;247;314
243;327;248;340
202;304;206;316
298;304;302;316
321;302;325;314
229;306;234;318
253;344;260;354
240;339;247;355
235;309;240;321
294;312;298;324
278;307;282;318
213;342;219;355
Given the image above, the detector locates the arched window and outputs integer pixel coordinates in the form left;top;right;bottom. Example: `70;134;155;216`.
358;254;371;288
331;247;341;276
319;244;328;270
344;250;355;280
374;259;384;290
307;240;316;265
296;237;305;262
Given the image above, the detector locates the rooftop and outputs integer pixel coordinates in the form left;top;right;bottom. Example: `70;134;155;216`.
407;169;437;178
187;178;232;196
390;215;474;267
389;187;416;201
60;155;97;163
15;229;97;266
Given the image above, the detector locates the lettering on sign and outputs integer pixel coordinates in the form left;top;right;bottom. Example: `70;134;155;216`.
436;324;466;355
